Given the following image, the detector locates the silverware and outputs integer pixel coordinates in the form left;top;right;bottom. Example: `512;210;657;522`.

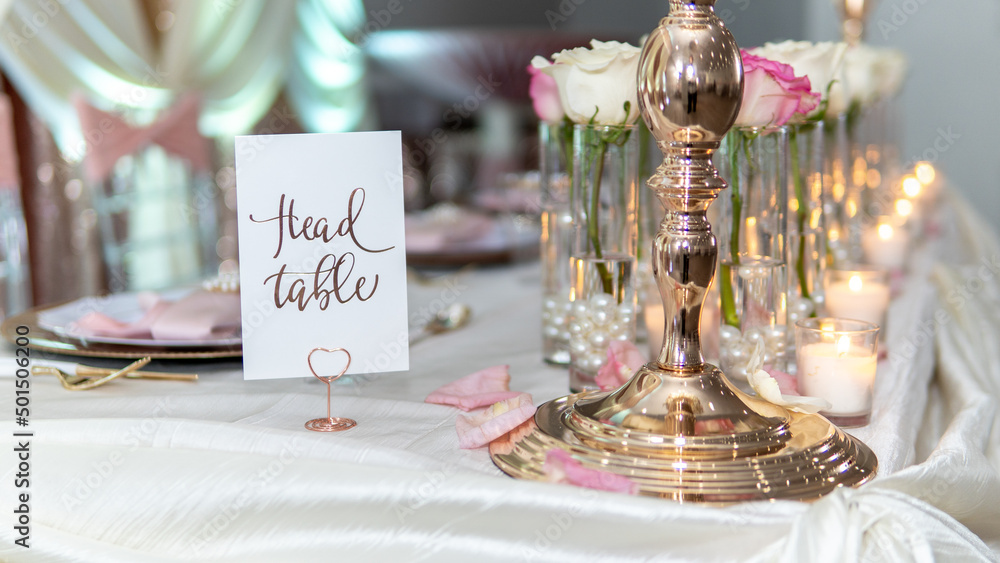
32;358;198;390
410;303;471;345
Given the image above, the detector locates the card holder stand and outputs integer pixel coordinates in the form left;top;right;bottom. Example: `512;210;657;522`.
305;347;357;432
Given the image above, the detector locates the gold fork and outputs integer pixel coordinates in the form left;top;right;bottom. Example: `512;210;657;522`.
32;358;197;390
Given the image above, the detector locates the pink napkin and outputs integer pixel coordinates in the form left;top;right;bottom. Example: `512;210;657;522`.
425;365;522;411
150;291;241;340
72;290;241;341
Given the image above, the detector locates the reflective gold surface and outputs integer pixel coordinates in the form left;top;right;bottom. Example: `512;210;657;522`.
491;0;877;503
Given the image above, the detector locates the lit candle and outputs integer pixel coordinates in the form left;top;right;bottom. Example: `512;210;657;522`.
824;270;890;326
795;318;880;427
861;221;909;270
798;336;877;416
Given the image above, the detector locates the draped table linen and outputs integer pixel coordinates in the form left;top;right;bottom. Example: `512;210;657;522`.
1;191;999;561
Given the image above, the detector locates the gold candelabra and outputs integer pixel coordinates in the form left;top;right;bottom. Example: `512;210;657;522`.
492;0;877;503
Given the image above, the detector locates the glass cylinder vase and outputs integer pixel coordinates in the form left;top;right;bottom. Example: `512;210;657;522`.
539;121;574;365
714;126;789;382
788;122;827;331
567;123;639;392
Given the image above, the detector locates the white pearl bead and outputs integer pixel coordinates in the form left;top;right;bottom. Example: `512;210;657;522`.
591;309;610;325
570;340;589;354
615;332;630;341
617;303;635;317
551;315;565;327
559;330;572;341
589;331;609;347
590;293;612;309
569;322;584;335
543;325;560;338
719;325;741;343
574;302;589;317
745;326;764;341
607;322;624;337
543;298;558;310
579;320;594;334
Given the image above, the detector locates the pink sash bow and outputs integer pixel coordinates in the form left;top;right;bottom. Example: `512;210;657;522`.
73;94;211;182
0;94;19;189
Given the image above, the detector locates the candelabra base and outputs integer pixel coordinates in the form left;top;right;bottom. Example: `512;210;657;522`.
490;363;876;504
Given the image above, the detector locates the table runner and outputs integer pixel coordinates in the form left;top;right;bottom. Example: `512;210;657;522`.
1;191;998;561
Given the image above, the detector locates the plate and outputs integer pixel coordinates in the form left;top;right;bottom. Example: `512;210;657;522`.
405;206;540;267
36;291;241;348
2;300;242;360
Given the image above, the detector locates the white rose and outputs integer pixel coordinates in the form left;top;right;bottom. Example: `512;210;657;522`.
873;47;907;100
539;39;641;126
750;40;848;117
843;45;881;107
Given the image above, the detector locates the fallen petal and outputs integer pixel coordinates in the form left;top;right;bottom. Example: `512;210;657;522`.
426;365;522;411
544;449;639;495
456;394;536;449
748;369;831;414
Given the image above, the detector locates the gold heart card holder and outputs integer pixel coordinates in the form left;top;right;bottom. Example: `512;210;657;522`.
304;347;357;432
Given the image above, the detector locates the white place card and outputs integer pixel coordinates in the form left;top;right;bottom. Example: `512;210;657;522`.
235;132;409;380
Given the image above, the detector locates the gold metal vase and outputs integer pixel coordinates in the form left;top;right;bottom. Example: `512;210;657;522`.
492;0;877;504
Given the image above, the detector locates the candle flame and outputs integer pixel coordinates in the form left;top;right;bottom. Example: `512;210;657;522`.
902;176;922;198
837;335;851;357
849;275;863;292
878;223;894;241
915;162;936;186
821;322;836;333
895;199;914;217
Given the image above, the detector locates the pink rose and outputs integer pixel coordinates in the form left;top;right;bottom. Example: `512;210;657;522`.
735;50;820;128
595;340;646;391
527;62;565;123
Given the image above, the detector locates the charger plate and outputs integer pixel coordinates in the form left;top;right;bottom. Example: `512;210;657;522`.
1;302;242;360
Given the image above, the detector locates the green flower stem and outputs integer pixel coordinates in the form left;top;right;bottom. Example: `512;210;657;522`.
790;127;811;301
720;131;741;328
588;139;615;296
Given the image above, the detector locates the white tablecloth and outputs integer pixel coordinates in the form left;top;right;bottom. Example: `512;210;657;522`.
2;192;999;562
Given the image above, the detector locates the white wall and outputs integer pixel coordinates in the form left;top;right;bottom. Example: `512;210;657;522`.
805;0;1000;226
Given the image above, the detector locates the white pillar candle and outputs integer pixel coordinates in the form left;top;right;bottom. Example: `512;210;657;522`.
862;223;909;270
825;274;890;326
798;337;877;415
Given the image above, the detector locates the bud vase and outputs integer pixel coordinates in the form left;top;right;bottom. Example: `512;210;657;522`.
539;121;574;365
714;126;789;382
788;122;826;331
567;123;639;392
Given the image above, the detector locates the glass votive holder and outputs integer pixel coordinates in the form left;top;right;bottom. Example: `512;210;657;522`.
823;266;890;327
861;217;909;271
795;318;880;427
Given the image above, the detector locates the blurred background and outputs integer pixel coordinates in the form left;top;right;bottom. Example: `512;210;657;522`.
0;0;997;315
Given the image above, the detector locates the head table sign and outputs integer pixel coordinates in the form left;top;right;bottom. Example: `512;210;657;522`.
234;132;409;410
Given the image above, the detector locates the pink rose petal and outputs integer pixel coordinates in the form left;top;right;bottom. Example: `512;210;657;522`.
735;50;820;128
544;449;639;495
527;63;565;123
456;393;536;449
595;341;646;391
426;365;522;412
766;368;799;396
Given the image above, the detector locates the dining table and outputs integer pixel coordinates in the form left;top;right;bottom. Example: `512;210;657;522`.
2;187;1000;562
